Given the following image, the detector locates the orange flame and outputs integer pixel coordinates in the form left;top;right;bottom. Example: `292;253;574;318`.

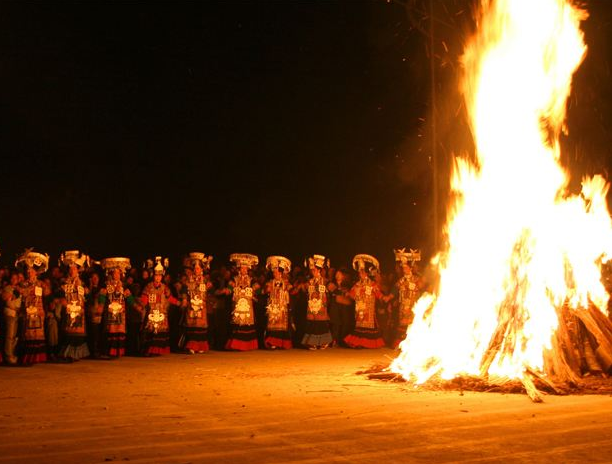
392;0;612;383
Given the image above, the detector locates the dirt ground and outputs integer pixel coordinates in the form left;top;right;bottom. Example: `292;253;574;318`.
0;348;611;464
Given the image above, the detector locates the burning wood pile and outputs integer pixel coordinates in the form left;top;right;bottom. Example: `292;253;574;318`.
380;0;612;402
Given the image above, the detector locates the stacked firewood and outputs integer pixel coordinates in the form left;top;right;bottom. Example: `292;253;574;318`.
360;303;612;402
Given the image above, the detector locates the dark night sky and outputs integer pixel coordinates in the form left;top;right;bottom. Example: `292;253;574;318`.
0;1;611;271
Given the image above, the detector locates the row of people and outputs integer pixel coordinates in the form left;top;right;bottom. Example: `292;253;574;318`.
0;249;423;366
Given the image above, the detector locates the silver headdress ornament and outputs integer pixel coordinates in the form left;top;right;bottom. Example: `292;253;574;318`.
305;254;329;270
394;248;421;265
183;252;213;270
352;254;380;274
15;249;50;273
60;250;91;270
145;256;169;275
266;255;292;273
229;253;259;269
100;257;131;276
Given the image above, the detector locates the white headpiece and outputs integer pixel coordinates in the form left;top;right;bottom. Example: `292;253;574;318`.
15;249;50;274
394;248;421;265
100;257;131;276
266;256;292;273
183;252;213;270
145;256;169;275
60;250;91;270
304;254;329;270
352;254;380;274
230;253;259;269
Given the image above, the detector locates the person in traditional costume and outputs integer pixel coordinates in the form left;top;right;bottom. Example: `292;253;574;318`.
2;272;22;365
264;256;293;349
98;258;134;357
15;249;50;364
57;250;91;360
391;248;421;348
180;252;213;354
140;257;178;356
344;254;385;349
302;254;333;350
225;253;259;351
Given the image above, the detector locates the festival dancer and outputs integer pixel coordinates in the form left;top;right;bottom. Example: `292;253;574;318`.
57;250;91;360
98;257;134;357
180;252;213;354
141;257;178;356
15;249;51;364
264;256;293;349
392;248;421;348
302;254;332;350
226;253;260;351
344;254;385;349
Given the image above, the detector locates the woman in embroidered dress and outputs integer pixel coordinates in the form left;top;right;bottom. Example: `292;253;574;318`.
58;250;91;360
16;250;50;364
225;253;260;351
344;254;385;349
264;256;293;349
98;258;135;357
179;252;213;354
141;257;179;356
391;248;422;348
302;254;333;350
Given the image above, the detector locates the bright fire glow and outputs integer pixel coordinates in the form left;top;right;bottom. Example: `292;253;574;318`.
391;0;612;383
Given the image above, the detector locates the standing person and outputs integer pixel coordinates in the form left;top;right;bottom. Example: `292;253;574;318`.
2;272;23;366
98;258;134;358
86;270;106;359
264;256;292;350
344;254;385;349
392;248;421;348
327;268;354;347
58;251;91;361
302;254;332;350
15;250;51;364
211;266;232;350
140;257;178;356
180;252;213;354
289;266;308;347
225;253;259;351
46;267;64;361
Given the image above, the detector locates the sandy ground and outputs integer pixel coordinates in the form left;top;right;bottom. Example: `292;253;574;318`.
0;348;611;464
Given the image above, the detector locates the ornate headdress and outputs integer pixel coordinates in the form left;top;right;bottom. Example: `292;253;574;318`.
352;254;380;274
145;256;169;275
229;253;259;269
60;250;90;270
15;249;49;274
304;254;329;270
394;248;421;265
100;257;131;276
266;256;291;273
183;252;213;270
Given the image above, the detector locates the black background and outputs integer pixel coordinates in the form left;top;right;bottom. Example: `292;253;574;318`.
0;0;610;272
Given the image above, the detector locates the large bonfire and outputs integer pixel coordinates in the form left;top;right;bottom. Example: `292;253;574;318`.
390;0;612;401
